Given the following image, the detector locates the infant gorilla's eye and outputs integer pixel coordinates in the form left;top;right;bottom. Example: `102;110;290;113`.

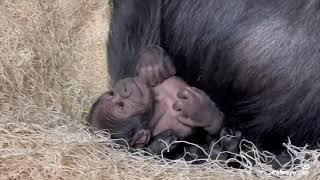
105;91;114;96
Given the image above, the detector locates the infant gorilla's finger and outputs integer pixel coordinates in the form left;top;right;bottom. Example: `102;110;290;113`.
172;101;183;111
220;129;235;147
172;101;191;117
158;61;169;79
221;137;236;149
177;87;195;100
146;66;157;86
208;142;228;160
220;127;233;137
222;139;240;154
155;65;167;84
235;130;242;138
220;128;241;153
151;65;162;85
188;87;206;99
177;116;196;127
221;137;239;152
163;57;176;76
140;67;152;86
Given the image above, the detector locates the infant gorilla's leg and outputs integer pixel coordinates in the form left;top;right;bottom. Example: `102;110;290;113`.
183;127;242;162
220;127;242;154
173;86;224;135
146;127;242;163
146;130;179;155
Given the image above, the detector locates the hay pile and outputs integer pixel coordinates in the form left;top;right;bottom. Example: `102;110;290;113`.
0;0;319;179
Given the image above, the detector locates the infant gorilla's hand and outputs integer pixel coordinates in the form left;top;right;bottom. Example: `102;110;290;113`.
172;87;224;134
136;45;176;86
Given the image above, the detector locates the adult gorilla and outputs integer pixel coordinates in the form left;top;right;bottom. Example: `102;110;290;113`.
107;0;320;155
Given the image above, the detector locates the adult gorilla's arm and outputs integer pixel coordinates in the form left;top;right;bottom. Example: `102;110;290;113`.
107;0;162;85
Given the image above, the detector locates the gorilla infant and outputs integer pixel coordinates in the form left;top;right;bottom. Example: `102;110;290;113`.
88;46;241;159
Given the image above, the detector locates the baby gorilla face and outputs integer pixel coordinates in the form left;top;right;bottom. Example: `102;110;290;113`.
109;77;152;119
88;77;153;147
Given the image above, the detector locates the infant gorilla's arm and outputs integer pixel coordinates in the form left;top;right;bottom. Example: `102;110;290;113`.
136;45;176;86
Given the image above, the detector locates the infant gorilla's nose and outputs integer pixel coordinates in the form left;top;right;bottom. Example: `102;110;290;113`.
120;83;132;98
115;78;134;98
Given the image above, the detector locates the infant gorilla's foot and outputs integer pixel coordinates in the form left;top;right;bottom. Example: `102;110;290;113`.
205;128;242;161
147;130;179;155
208;140;229;160
172;87;224;135
136;45;176;86
220;127;242;154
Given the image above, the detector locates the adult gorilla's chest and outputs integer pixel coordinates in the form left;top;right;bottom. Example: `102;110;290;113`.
160;0;246;61
158;0;316;132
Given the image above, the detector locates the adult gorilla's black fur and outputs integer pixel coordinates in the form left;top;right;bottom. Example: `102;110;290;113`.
107;0;320;158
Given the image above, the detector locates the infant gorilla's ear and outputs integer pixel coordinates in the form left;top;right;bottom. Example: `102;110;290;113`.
136;45;176;86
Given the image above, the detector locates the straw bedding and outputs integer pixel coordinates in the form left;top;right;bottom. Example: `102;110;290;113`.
0;0;319;179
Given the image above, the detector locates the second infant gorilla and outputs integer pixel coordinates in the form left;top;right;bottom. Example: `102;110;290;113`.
88;46;241;159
